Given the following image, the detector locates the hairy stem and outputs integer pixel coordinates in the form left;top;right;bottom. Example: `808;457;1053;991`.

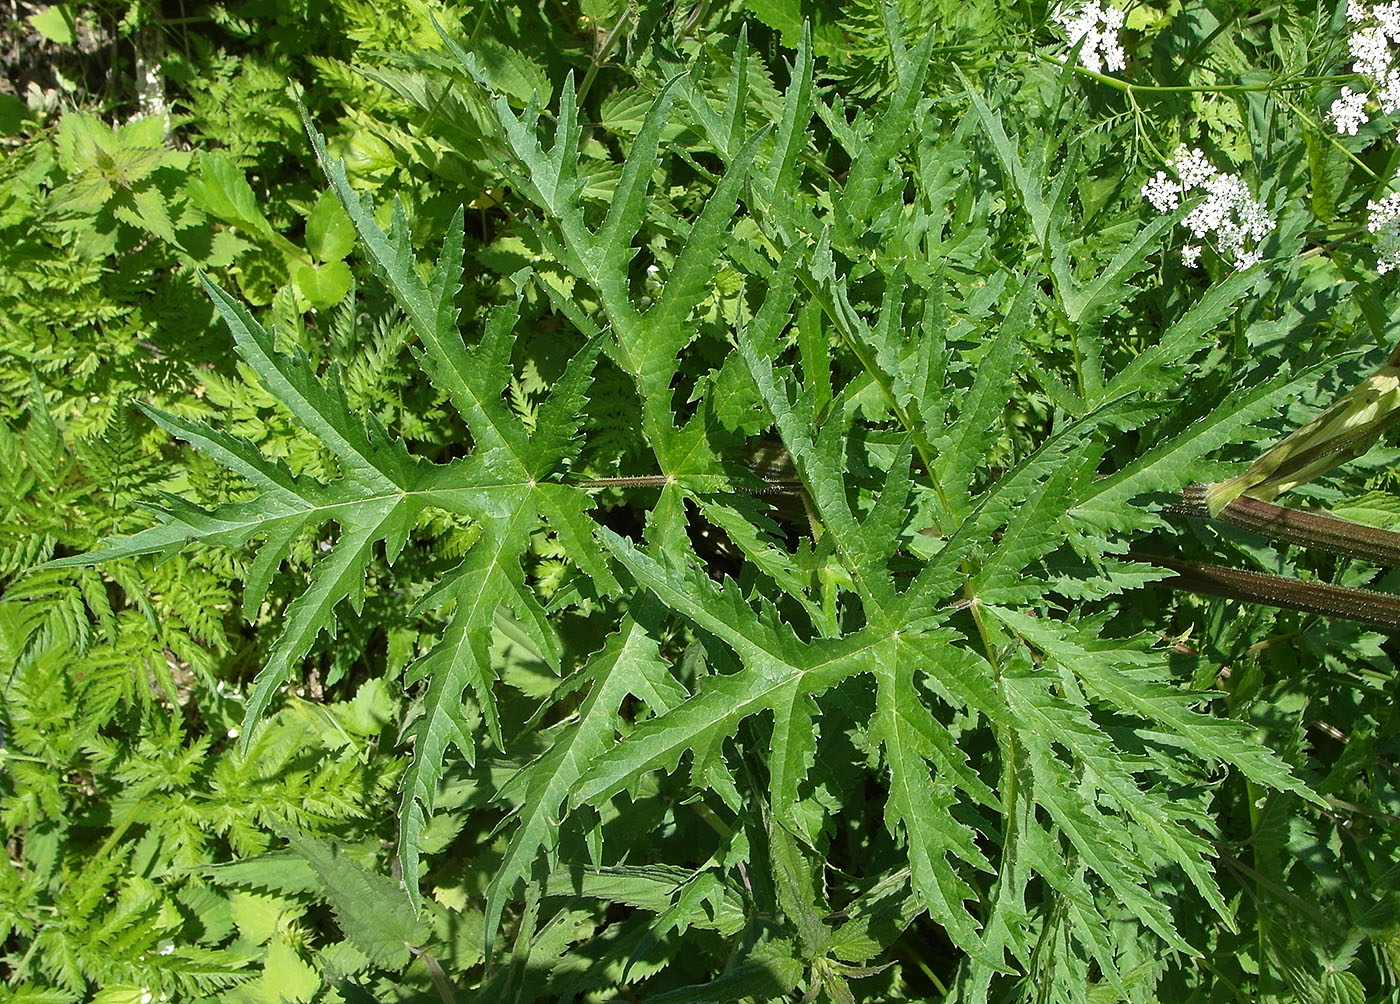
1167;483;1400;567
1128;551;1400;632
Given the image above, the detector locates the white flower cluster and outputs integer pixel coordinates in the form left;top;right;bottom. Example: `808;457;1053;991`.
1367;189;1400;272
1053;2;1126;74
1341;4;1400;272
1140;147;1276;270
1331;85;1370;135
1333;1;1400;134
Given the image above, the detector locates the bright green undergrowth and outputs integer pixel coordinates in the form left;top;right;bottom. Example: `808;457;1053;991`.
5;1;1400;1003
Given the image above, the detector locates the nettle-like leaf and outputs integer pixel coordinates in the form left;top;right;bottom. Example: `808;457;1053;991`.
436;26;764;486
281;828;428;969
46;13;1356;1001
434;25;1327;999
47;138;614;911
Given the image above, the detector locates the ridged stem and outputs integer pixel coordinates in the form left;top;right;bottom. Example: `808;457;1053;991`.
1128;551;1400;632
1167;484;1400;567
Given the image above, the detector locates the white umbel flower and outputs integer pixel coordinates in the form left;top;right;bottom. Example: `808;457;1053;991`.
1172;147;1218;189
1331;86;1371;135
1377;69;1400;113
1233;248;1264;270
1350;25;1393;79
1376;0;1400;37
1140;171;1179;212
1337;3;1400;129
1367;190;1400;273
1141;146;1275;271
1053;2;1127;74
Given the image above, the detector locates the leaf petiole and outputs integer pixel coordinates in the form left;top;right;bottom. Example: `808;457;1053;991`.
1167;484;1400;567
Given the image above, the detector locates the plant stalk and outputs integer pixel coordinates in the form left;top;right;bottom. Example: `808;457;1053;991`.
1167;483;1400;567
1128;551;1400;632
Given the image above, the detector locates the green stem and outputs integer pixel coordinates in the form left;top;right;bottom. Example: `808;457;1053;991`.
576;9;631;109
412;948;458;1004
1242;5;1285;28
1034;52;1328;94
910;954;950;998
1178;5;1240;71
1276;93;1382;183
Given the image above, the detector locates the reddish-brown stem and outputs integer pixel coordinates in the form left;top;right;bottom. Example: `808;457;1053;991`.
1166;484;1400;567
1128;551;1400;632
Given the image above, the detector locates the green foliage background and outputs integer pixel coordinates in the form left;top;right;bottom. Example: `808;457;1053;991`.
3;1;1400;1002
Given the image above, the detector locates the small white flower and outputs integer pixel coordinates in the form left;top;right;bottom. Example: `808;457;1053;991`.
227;727;240;739
1343;4;1400;120
1368;190;1400;273
1170;147;1217;190
1182;172;1250;240
140;991;154;1004
157;938;176;955
1377;69;1400;112
1366;192;1400;231
1101;39;1126;73
1054;2;1127;74
1330;86;1371;135
1143;147;1274;272
1351;25;1393;79
1141;171;1179;211
1377;0;1400;38
1376;233;1400;273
